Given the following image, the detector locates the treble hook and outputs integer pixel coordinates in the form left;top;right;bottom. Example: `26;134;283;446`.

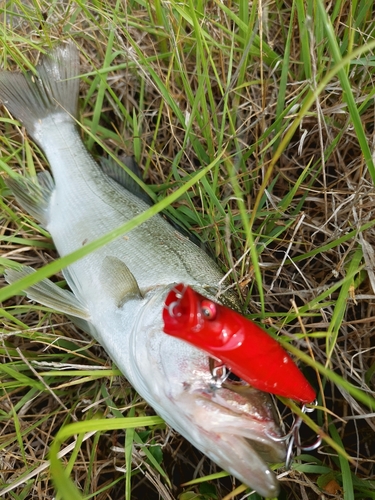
267;401;321;468
164;284;188;317
209;358;230;387
284;402;322;468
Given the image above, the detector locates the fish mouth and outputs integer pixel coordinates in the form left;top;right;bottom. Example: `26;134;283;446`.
217;379;286;460
194;378;286;461
172;375;286;497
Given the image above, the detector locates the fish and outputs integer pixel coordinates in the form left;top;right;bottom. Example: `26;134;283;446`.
163;284;316;403
0;42;287;497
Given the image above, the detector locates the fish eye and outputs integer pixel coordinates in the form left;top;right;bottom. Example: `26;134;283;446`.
201;300;217;320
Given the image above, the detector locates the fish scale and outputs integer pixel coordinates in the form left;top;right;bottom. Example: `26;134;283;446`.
0;41;288;497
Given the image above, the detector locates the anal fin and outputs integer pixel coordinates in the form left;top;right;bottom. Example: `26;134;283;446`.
5;171;54;226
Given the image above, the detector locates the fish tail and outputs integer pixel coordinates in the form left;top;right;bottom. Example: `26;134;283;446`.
0;42;79;144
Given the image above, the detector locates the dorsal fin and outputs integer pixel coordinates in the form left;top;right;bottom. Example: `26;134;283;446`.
99;155;153;205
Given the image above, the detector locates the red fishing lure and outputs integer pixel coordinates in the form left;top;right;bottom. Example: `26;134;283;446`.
163;284;316;403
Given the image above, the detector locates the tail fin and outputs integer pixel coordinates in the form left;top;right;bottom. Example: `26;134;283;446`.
0;42;79;144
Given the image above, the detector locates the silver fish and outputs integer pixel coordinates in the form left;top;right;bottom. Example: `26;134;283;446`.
0;42;285;497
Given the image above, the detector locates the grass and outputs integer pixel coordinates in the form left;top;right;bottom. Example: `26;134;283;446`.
1;0;375;499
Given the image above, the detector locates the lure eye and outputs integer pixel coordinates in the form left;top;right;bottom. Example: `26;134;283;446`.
201;300;217;320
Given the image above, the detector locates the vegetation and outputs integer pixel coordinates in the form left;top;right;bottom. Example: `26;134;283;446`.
1;0;375;498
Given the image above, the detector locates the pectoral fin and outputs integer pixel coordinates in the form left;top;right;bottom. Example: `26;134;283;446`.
100;256;142;307
4;266;89;320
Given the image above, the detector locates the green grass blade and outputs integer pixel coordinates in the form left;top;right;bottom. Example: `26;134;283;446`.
316;0;375;182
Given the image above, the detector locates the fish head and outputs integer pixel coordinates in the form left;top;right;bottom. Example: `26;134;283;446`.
159;354;287;498
126;286;286;497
